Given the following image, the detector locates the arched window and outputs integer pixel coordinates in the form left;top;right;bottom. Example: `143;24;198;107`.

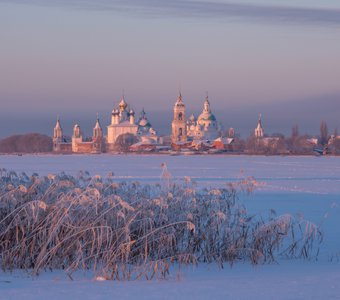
179;128;183;136
178;112;183;121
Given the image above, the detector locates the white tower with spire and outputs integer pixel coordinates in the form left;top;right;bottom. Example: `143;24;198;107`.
92;115;103;153
53;117;63;152
171;92;187;143
254;114;264;138
93;115;102;139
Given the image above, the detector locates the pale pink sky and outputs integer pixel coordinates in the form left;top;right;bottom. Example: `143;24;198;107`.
0;0;340;137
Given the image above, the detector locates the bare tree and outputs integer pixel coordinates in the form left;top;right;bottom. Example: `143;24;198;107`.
291;125;299;138
0;133;52;153
334;128;338;137
320;121;329;146
231;138;245;153
329;138;340;155
114;133;139;152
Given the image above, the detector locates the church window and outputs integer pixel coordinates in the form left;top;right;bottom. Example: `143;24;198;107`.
178;112;183;120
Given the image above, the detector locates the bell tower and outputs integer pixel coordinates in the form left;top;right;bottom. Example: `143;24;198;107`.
254;114;264;138
171;93;187;143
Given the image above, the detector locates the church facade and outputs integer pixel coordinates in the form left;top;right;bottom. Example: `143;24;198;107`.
106;97;139;152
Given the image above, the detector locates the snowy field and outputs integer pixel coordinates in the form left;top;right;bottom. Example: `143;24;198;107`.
1;154;340;194
1;154;340;300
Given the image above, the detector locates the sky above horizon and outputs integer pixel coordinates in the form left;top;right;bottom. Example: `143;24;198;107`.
1;0;340;137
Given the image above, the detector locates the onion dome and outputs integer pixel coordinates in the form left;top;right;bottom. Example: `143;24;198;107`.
140;108;146;119
198;95;216;122
139;118;150;127
119;96;127;110
138;109;151;128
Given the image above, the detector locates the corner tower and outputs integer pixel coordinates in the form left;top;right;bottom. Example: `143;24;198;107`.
171;93;187;143
92;116;103;153
53;117;63;152
72;123;82;152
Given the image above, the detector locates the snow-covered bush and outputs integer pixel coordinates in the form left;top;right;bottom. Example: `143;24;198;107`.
0;169;322;279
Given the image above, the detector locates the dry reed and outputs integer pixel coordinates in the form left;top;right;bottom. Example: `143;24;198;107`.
0;168;322;279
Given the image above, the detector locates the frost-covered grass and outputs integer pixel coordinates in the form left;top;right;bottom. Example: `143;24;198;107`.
0;169;322;280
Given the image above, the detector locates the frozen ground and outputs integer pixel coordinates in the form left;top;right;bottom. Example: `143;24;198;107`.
1;154;340;194
0;154;340;299
1;262;340;300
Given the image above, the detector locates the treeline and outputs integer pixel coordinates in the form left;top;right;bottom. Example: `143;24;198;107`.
232;135;318;155
0;133;52;153
231;121;340;155
1;121;339;155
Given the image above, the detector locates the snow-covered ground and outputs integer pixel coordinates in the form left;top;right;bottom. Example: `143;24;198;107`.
1;262;340;300
1;154;340;300
1;154;340;194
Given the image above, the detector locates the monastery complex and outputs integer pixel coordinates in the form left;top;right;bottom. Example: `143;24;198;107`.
53;93;265;153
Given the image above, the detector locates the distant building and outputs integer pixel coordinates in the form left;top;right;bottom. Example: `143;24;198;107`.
68;118;104;153
106;96;138;151
254;114;264;138
137;109;158;143
228;128;235;139
53;118;63;152
328;135;340;145
171;93;187;143
171;93;223;150
186;95;220;141
92;118;104;153
53;118;72;152
53;96;158;153
213;137;234;151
